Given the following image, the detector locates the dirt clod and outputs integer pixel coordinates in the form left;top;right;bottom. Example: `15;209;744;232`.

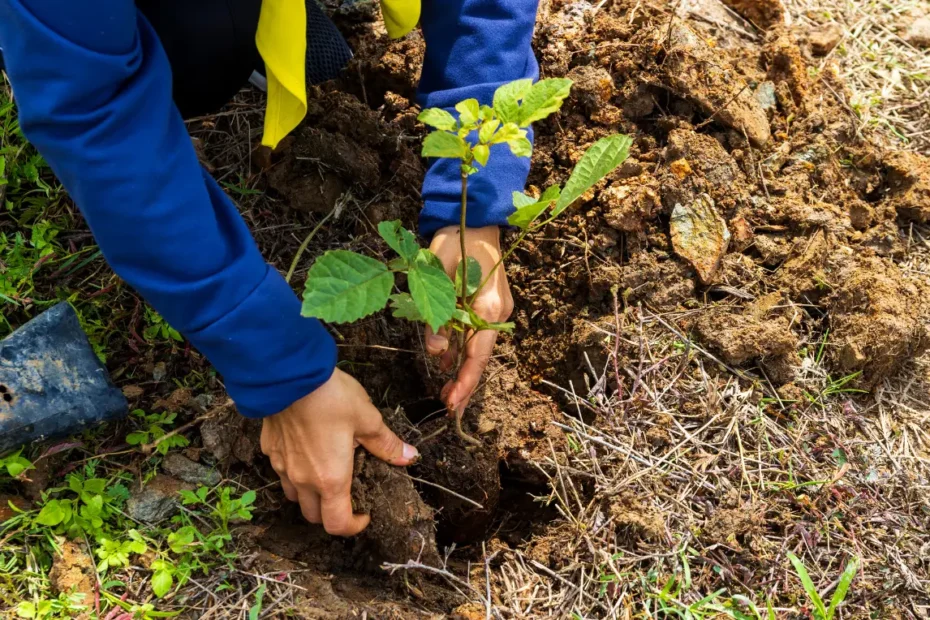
49;540;95;605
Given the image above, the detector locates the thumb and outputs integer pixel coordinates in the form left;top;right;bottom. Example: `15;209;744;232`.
356;402;420;466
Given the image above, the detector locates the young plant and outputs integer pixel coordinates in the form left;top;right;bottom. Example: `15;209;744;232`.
301;78;632;444
787;552;859;620
125;409;189;455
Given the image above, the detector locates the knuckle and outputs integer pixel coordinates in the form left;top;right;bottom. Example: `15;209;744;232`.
316;474;343;492
473;298;503;317
323;518;351;537
288;471;314;487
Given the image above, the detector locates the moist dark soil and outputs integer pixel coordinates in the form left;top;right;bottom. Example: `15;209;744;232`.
198;0;930;614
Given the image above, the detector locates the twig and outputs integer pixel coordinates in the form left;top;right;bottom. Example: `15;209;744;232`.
285;208;337;284
401;472;485;509
140;399;233;455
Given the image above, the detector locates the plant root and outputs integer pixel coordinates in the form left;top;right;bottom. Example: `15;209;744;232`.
454;410;481;446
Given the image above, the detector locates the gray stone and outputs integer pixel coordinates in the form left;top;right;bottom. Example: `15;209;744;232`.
163;453;221;487
905;17;930;48
126;475;190;524
754;82;777;111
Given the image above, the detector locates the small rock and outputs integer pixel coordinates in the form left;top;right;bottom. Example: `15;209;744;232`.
152;362;167;382
670;194;731;283
809;23;843;55
122;385;144;400
904;16;930;48
754;81;777;111
127;475;192;524
153;387;192;412
162;453;221;487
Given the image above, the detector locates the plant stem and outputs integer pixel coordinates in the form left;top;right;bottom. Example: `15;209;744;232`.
458;169;469;361
285;208;336;284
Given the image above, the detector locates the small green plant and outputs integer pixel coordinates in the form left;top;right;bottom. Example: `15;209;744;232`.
787;552;858;620
15;592;88;619
143;307;183;343
0;449;33;479
301;78;632;443
125;409;189;455
95;530;147;572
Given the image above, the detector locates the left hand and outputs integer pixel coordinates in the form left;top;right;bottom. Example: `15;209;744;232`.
425;225;514;417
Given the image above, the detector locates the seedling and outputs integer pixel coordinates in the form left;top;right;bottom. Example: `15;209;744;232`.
301;78;632;444
787;552;858;620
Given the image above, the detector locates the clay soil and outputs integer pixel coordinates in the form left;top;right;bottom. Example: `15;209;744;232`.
185;0;930;616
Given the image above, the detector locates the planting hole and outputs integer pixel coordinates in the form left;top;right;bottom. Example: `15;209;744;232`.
404;398;447;425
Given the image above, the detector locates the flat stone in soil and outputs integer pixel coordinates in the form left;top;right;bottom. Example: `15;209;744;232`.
127;474;192;524
162;452;221;487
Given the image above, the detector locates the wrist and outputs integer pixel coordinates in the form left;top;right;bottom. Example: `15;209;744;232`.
433;225;502;252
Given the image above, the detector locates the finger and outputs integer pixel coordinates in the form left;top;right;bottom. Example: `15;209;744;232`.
446;329;498;414
279;472;299;503
439;335;458;372
321;489;370;537
356;401;419;466
424;325;449;357
297;489;322;524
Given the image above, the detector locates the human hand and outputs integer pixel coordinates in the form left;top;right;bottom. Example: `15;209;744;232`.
425;225;514;418
260;368;419;536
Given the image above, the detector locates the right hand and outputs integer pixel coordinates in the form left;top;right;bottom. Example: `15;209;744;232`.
260;368;419;536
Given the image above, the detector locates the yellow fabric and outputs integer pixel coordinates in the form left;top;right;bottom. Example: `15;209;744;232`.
381;0;421;39
256;0;308;148
256;0;420;148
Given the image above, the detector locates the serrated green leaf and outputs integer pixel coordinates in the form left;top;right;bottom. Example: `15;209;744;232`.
493;79;533;124
408;262;456;332
507;136;533;158
422;131;468;159
152;569;173;598
473;144;490;167
518;78;573;127
512;191;537;209
478;118;501;144
417;108;457;131
455;257;482;297
488;321;516;334
553;134;632;217
540;185;562;202
415;248;445;271
302;251;393;323
452;308;473;327
479;105;495;121
377;220;420;263
490;123;525;146
508;199;551;229
389;293;424;322
456;99;480;126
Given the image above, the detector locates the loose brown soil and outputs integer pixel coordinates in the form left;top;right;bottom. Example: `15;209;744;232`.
186;0;930;615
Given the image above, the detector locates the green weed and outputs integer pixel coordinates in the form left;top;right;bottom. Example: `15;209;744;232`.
787;552;859;620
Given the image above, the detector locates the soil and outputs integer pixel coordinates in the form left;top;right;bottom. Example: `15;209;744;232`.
193;0;930;614
48;540;96;608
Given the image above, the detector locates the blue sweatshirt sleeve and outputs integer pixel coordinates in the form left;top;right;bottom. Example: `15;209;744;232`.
416;0;541;238
0;0;336;418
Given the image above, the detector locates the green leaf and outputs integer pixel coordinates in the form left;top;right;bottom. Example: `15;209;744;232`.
389;293;424;322
240;490;256;506
512;191;537;209
422;131;468;159
168;526;197;553
455;257;482;297
249;583;266;620
490;123;525;146
553;134;632;217
493;79;533;124
826;558;858;620
15;602;35;619
473;144;490;167
518;78;573;127
302;251;393;323
417;108;457;131
83;479;107;495
35;500;65;526
455;99;481;126
415;248;445;271
487;321;516;334
377;220;419;264
126;431;149;446
478;118;500;144
507;137;533;158
507;200;550;229
787;552;826;620
408;262;456;332
479;105;495;121
152;569;173;598
452;308;473;327
4;456;32;477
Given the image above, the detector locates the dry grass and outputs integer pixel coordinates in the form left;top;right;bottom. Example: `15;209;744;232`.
785;0;930;154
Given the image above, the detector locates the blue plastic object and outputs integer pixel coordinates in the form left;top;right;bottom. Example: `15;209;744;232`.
0;303;127;453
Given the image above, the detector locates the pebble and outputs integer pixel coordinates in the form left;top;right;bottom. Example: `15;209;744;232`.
162;452;221;487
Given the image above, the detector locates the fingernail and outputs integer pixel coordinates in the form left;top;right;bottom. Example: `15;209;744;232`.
427;335;447;352
403;443;420;462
